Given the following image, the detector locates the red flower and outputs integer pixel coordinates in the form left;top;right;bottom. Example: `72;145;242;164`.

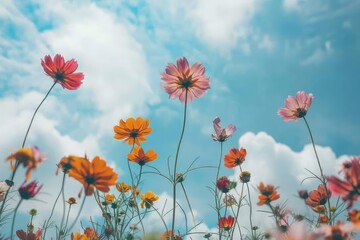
161;57;210;103
216;176;230;193
41;54;84;90
327;157;360;208
219;215;234;231
305;184;330;209
18;181;42;200
257;182;280;205
16;229;42;240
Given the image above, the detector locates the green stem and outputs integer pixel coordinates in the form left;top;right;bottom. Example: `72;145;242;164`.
43;172;66;239
62;205;72;236
171;90;188;236
231;183;244;240
11;199;22;239
303;117;332;221
215;142;223;240
67;194;86;232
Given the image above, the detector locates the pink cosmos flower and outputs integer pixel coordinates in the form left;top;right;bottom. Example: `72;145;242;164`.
211;117;236;142
327;157;360;209
216;176;230;193
41;54;84;90
278;91;313;121
18;180;43;200
161;57;210;103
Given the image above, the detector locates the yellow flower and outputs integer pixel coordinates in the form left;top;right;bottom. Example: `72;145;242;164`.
140;191;159;209
105;194;115;203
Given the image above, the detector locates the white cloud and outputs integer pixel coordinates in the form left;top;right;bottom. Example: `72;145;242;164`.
187;0;258;53
301;40;333;65
283;0;301;12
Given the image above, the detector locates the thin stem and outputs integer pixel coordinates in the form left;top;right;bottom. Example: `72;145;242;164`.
11;199;22;239
62;205;72;235
303;117;332;221
22;81;57;148
231;183;244;240
245;183;254;237
215;142;223;240
171;90;188;236
0;161;19;221
43;172;66;239
67;194;86;232
59;176;67;237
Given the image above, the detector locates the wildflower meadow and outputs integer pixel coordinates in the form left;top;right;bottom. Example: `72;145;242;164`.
0;1;359;240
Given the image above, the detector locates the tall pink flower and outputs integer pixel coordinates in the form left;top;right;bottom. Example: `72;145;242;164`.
278;91;313;121
211;117;236;142
161;57;210;103
18;181;42;200
41;54;84;90
327;157;360;208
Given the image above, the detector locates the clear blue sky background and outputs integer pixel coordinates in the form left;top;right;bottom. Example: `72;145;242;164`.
0;0;359;238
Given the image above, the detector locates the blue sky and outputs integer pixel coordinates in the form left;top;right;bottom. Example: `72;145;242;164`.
0;0;359;238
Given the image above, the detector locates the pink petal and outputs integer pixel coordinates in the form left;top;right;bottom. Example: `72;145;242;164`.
213;117;222;136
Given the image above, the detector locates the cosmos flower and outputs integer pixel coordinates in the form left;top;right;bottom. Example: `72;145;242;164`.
224;147;247;169
128;146;158;166
116;182;132;193
68;156;118;196
327;157;360;209
211;117;236;142
216;176;230;193
257;182;280;206
140;191;159;209
113;117;152;146
105;193;115;203
66;197;77;205
239;171;251;183
219;215;235;231
55;155;76;175
161;231;183;240
7;147;45;181
16;229;42;240
18;180;43;200
278;91;313;121
41;54;84;90
161;57;210;103
305;184;330;211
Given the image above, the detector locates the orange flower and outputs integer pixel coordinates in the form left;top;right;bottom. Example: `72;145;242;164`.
128;146;158;166
348;209;360;224
69;156;118;196
113;117;152;146
71;232;89;240
116;182;132;193
224;147;247;169
140;191;159;208
105;193;115;203
257;182;280;206
133;188;140;197
305;184;330;212
84;228;98;238
7;147;45;180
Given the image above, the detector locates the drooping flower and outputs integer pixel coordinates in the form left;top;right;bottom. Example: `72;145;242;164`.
0;181;9;202
298;190;309;199
16;229;42;240
161;57;210;103
66;197;77;205
257;182;280;205
7;147;45;180
327;156;360;209
18;181;43;200
305;184;330;211
216;176;230;193
128;146;158;166
116;182;132;193
219;215;235;231
239;171;251;183
68;156;118;196
224;147;247;169
41;54;84;90
278;91;313;121
140;191;159;209
113;117;152;146
211;117;236;142
56;155;76;175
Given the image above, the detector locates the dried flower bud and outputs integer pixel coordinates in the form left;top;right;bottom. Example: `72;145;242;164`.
240;171;251;183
